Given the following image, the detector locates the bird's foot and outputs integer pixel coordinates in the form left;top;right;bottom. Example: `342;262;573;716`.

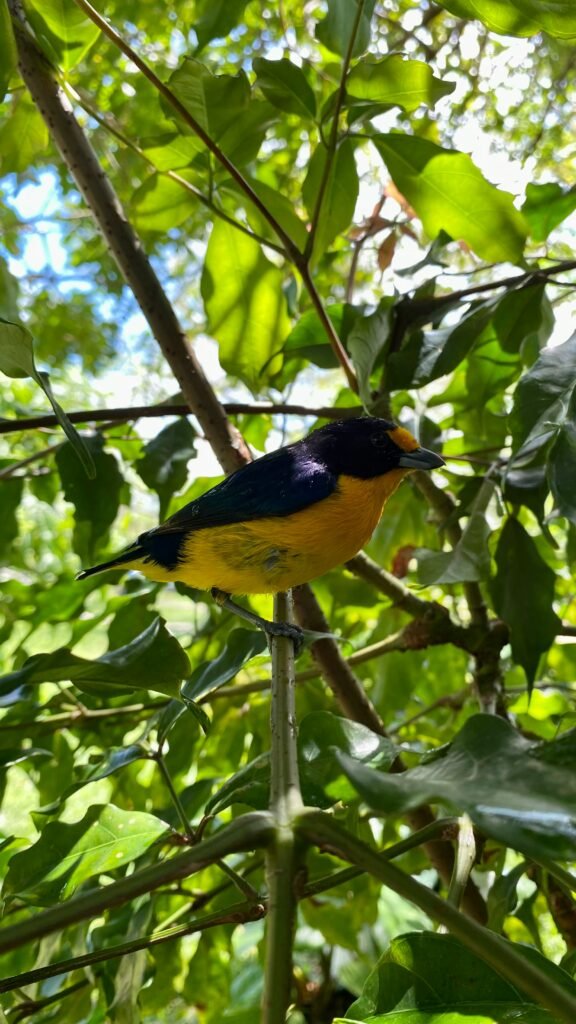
210;588;305;657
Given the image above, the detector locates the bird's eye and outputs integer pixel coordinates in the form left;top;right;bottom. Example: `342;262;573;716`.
371;433;389;448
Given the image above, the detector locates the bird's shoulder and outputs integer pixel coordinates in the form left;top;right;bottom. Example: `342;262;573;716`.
150;441;337;536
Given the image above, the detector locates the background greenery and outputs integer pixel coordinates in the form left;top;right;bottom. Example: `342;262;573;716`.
1;0;576;1021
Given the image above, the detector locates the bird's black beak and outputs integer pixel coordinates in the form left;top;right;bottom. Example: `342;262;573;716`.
398;446;445;471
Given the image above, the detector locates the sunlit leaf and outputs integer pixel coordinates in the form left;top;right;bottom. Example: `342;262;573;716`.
373;134;528;263
303;138;359;261
253;57;316;118
435;0;576;38
0;1;16;103
347;55;455;112
4;804;168;904
315;0;376;57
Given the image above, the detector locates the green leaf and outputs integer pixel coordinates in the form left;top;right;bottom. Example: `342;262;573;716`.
132;172;200;232
0;93;49;174
315;0;376;57
253;58;316;118
140;133;204;171
347;55;455;113
373;134;528;263
0;319;95;477
490;518;560;686
492;283;554;354
298;711;396;809
303;138;359;261
201;220;291;391
347;300;393;408
510;331;576;452
56;435;123;558
27;0;99;68
183;628;267;702
193;0;249;51
417;478;495;586
0;477;23;561
4;804;168;904
522;183;576;242
0;617;191;700
338;714;576;861
282;303;362;370
223;175;309;251
0;0;17;103
345;931;571;1022
435;0;576;39
136;418;196;519
547;388;576;524
165;58;251;142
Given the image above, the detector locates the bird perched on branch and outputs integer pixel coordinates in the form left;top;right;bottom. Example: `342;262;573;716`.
78;416;443;645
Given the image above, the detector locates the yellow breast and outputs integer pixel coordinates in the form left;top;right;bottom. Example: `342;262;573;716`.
135;469;409;595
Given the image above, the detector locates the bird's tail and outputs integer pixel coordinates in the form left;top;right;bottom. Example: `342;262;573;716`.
76;544;144;581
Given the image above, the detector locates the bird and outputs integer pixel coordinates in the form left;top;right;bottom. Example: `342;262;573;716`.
77;416;444;646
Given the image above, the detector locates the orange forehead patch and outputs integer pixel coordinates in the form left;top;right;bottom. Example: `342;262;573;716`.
388;426;419;452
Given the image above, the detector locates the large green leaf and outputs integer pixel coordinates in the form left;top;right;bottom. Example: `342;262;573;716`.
492;283;554;355
0;476;23;561
0;318;95;477
337;714;576;860
281;303;362;370
303;138;359;261
522;183;576;242
548;388;576;524
26;0;100;68
347;55;455;112
165;58;251;142
193;0;249;51
253;58;316;118
132;172;201;232
0;617;190;701
201;220;291;391
4;804;168;904
510;331;576;453
0;93;48;174
347;300;393;409
373;135;528;263
344;931;572;1022
490;518;560;685
136;418;196;519
435;0;576;38
315;0;376;57
56;435;123;559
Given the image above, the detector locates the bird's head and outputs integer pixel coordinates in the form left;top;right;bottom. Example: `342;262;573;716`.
304;416;445;479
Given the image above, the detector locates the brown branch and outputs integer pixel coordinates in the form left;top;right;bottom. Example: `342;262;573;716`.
9;12;250;475
291;584;487;923
0;402;362;436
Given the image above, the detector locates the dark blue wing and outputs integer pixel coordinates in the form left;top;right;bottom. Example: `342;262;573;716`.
149;443;336;537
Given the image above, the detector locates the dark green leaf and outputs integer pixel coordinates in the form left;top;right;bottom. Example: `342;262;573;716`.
223;175;309;251
193;0;249;51
338;714;576;860
182;628;267;702
253;58;316;118
373;134;527;263
511;331;576;453
201;220;291;391
0;476;23;561
165;59;251;143
298;711;396;808
282;303;362;370
4;804;168;904
206;751;270;814
493;284;554;355
303;139;359;261
490;518;560;685
547;388;576;524
347;300;393;408
136;418;196;519
347;55;455;112
315;0;376;57
26;0;100;69
56;435;123;559
0;617;190;700
345;931;570;1022
522;183;576;242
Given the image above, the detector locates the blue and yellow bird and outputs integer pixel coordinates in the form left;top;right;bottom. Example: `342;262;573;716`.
78;416;443;638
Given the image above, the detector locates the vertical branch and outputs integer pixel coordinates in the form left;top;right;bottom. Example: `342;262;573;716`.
263;592;303;1023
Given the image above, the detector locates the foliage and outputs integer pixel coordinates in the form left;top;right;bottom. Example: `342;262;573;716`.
0;1;576;1023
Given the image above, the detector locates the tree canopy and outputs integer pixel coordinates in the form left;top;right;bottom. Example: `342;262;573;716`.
1;1;576;1022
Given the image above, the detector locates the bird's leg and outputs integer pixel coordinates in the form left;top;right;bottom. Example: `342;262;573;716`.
210;588;305;656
